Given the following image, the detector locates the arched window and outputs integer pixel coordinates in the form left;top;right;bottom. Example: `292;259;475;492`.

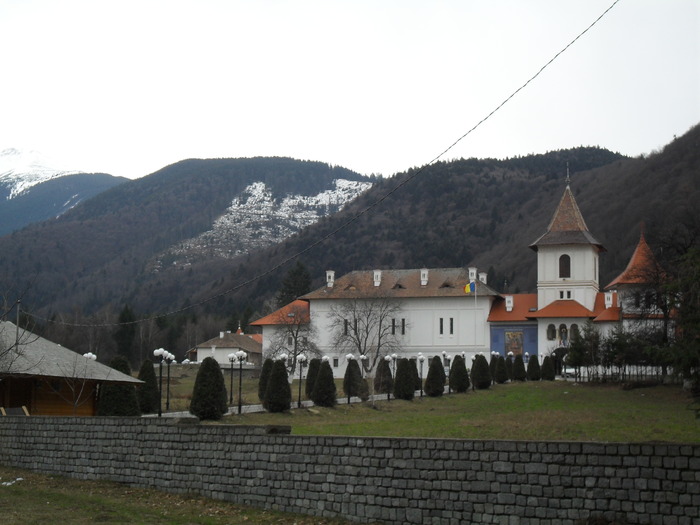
570;324;579;342
559;254;571;278
559;324;568;346
547;324;556;341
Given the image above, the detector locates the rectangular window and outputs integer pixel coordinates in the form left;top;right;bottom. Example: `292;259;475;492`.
344;319;349;335
401;318;406;335
287;336;293;346
559;291;564;299
566;291;572;299
391;318;396;335
333;358;339;368
449;317;454;335
439;317;444;335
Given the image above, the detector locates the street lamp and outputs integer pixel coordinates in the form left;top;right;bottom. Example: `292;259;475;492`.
83;352;96;360
228;352;237;406
359;354;368;378
384;355;392;401
391;353;398;376
418;353;425;398
443;351;451;393
153;348;165;417
235;350;247;414
345;354;355;405
296;353;307;408
165;352;175;411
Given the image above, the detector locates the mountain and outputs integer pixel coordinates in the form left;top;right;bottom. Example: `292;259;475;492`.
0;157;373;314
0;148;127;235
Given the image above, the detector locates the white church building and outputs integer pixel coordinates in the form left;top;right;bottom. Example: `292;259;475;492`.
252;183;662;378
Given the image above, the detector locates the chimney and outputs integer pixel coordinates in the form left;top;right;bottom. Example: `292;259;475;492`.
479;271;487;284
373;269;382;287
219;332;224;339
326;270;335;288
420;268;429;286
605;291;614;309
505;295;514;312
468;266;477;281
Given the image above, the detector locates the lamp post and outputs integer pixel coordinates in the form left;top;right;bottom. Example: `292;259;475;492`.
153;348;165;417
345;354;355;405
443;351;451;394
418;353;425;398
83;352;96;360
359;354;368;378
296;353;307;408
165;352;175;411
236;350;247;414
384;355;392;401
228;353;237;406
391;353;398;376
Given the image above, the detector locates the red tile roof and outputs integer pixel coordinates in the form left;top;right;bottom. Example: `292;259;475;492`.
488;294;538;322
526;299;596;319
606;231;664;289
250;299;310;326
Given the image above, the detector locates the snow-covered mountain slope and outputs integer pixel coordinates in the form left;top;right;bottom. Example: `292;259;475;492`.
0;148;84;199
153;178;372;269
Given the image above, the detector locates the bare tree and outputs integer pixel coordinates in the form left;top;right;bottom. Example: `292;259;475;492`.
266;302;319;374
0;298;41;375
327;295;404;378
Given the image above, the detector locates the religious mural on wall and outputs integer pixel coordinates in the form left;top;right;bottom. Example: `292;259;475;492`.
505;331;524;356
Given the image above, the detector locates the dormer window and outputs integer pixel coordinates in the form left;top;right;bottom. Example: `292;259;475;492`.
559;254;571;278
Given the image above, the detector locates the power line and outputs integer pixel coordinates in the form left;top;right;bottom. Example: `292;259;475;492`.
31;0;622;329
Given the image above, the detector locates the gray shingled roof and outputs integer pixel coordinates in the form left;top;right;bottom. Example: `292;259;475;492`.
0;321;141;384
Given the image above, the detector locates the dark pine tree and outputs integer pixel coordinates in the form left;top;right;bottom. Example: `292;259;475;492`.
189;357;228;421
541;355;556;381
343;358;363;404
513;354;527;381
265;360;292;413
424;356;446;397
449;354;470;393
305;358;321;398
97;356;141;416
113;305;137;366
310;360;337;407
374;358;394;396
258;358;274;409
489;353;499;384
471;354;492;390
527;355;542;381
276;260;312;307
410;358;422;392
505;355;514;381
495;355;509;384
393;358;415;401
136;359;160;414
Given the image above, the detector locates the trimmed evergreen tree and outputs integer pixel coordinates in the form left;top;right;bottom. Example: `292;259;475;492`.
505;355;514;382
449;354;470;393
424;355;446;397
541;355;555;381
410;358;421;392
527;355;542;381
374;358;394;396
393;358;415;401
265;359;292;413
513;354;527;381
495;355;509;384
489;353;499;384
310;360;337;407
97;356;141;416
189;357;228;421
471;354;492;390
305;358;321;398
258;358;274;408
136;359;160;414
358;377;370;402
343;358;363;404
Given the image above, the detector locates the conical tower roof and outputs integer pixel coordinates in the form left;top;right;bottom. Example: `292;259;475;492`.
605;229;663;289
530;185;605;251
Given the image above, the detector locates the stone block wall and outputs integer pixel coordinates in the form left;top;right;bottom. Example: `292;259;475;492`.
0;416;698;524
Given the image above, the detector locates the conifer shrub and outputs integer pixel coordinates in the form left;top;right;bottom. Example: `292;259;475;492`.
410;358;421;392
489;353;499;384
136;359;159;414
527;355;542;381
310;360;337;407
471;354;492;390
393;358;415;401
258;358;274;408
495;355;509;384
358;378;370;402
189;357;228;421
373;357;394;395
505;355;514;382
513;354;527;381
97;356;141;416
424;355;446;397
449;354;470;393
343;358;363;404
541;355;556;381
265;359;292;413
305;358;321;398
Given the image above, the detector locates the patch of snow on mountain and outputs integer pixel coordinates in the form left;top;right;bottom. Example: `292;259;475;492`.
0;148;83;199
155;179;371;269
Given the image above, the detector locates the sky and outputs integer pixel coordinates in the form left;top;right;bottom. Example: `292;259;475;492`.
1;0;698;180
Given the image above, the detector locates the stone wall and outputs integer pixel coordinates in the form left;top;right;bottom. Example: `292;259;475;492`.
0;416;698;524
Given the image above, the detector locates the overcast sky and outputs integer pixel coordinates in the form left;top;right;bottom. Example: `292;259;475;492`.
1;0;698;179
